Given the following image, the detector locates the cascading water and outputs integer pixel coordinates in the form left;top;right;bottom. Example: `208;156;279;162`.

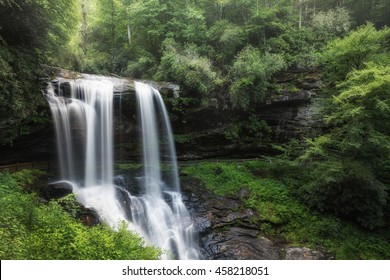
46;78;130;230
45;77;199;259
131;82;198;259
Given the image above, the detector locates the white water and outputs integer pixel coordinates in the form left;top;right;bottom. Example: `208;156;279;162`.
134;82;198;259
46;78;199;259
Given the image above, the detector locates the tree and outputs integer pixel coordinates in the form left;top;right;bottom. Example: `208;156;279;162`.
0;0;80;145
81;0;88;54
311;7;351;38
157;38;221;102
300;23;390;229
321;23;390;86
207;20;245;66
301;64;390;229
229;46;286;110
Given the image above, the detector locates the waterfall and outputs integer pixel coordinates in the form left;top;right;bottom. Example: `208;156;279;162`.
133;82;198;259
45;77;199;260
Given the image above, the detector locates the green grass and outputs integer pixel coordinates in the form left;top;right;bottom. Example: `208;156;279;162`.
181;159;390;259
0;170;160;260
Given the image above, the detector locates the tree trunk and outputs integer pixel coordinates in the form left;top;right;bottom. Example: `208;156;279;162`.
298;0;302;29
127;24;131;45
81;0;88;54
110;0;116;73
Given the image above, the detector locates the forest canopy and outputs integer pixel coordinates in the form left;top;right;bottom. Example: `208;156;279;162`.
1;1;390;128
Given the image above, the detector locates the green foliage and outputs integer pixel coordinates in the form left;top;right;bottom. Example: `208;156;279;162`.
115;163;143;171
207;20;245;65
126;51;157;79
182;159;390;259
82;49;113;75
182;162;252;196
158;39;221;99
10;169;47;192
225;116;271;144
246;178;295;225
80;0;376;109
321;23;390;86
125;0;169;56
69;0;389;114
174;134;192;144
0;171;160;260
301;64;390;229
183;161;301;224
0;43;47;145
83;0;134;73
229;46;286;110
0;0;79;62
300;28;390;230
0;0;80;144
311;7;351;38
167;5;208;46
300;159;387;230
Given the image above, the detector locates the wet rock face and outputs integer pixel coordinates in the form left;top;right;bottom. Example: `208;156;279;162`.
181;176;330;260
203;228;279;260
183;182;280;260
172;70;325;160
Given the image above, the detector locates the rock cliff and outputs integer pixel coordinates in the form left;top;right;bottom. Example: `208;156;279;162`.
0;68;324;164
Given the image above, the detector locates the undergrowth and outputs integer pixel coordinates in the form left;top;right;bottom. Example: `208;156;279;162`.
181;159;390;259
0;170;160;260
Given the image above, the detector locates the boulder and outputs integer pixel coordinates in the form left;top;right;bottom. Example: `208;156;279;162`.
202;227;280;260
44;181;74;199
77;207;101;227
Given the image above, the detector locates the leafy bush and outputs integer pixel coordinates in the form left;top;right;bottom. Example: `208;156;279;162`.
301;64;390;229
320;23;390;86
207;20;245;65
82;49;113;75
225;116;271;144
299;160;387;230
0;43;47;145
311;7;351;37
126;51;157;79
182;160;390;259
229;46;286;110
0;171;160;260
182;162;252;196
246;178;294;225
158;39;221;99
10;169;47;192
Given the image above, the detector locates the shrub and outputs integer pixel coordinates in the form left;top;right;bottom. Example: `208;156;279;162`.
300;160;387;230
182;160;390;259
311;7;351;37
229;46;286;110
157;39;221;99
225;116;271;145
301;64;390;229
0;171;160;260
126;51;157;78
320;23;390;86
